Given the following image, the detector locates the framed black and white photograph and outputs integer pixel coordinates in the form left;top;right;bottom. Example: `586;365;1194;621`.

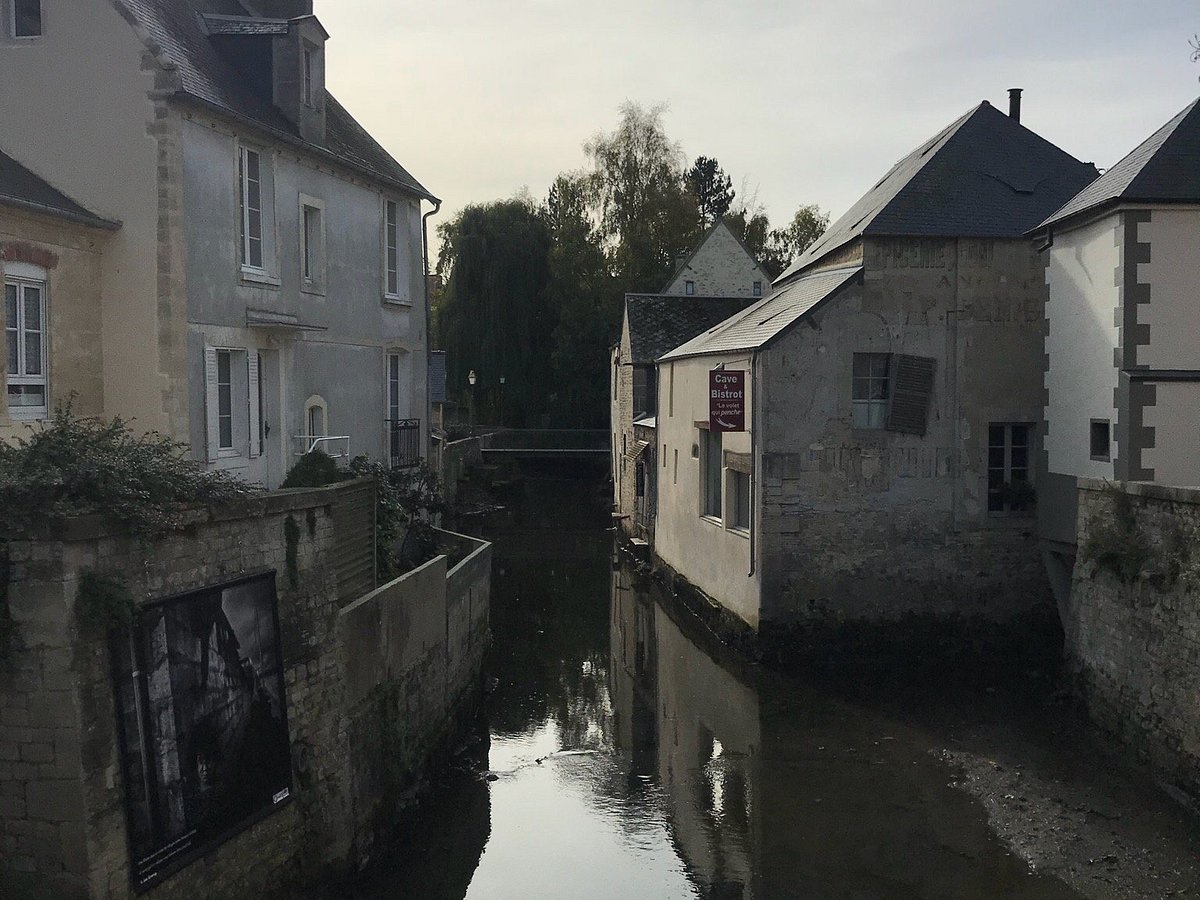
111;571;292;890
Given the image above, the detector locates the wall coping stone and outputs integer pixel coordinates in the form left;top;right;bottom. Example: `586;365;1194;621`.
1;478;372;543
1078;477;1200;506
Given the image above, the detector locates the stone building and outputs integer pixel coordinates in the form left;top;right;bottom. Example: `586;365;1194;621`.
611;219;765;541
0;152;119;444
0;0;435;486
653;95;1098;636
1034;95;1200;591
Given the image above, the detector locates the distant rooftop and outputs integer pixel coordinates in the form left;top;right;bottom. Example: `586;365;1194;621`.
661;266;862;361
626;295;756;365
778;101;1098;283
0;151;118;229
1040;96;1200;231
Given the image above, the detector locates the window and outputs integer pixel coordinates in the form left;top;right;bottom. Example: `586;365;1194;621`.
307;404;325;438
239;147;264;270
685;280;695;296
730;470;751;531
204;348;257;461
1090;419;1111;461
388;352;403;421
12;0;41;38
301;200;324;288
752;281;763;298
302;43;315;107
852;353;890;428
987;423;1033;514
700;427;722;519
4;277;47;419
385;199;400;297
216;350;234;449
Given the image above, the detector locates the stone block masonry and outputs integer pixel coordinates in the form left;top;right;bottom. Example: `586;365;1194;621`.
1067;478;1200;800
0;484;491;899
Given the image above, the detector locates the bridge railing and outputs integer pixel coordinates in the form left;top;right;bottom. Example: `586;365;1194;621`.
479;429;609;453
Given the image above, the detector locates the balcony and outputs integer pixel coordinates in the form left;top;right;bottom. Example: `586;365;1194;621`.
388;418;421;469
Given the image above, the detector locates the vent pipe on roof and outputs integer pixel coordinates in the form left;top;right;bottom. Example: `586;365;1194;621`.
1008;88;1023;123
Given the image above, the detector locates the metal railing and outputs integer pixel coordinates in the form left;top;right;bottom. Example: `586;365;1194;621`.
293;434;351;458
388;418;422;469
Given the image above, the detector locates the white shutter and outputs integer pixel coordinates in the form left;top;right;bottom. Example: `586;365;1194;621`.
204;347;220;461
247;352;261;458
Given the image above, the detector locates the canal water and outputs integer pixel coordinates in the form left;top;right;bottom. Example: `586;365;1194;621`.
341;468;1194;900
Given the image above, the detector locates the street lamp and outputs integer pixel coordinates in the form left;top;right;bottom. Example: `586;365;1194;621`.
467;369;477;431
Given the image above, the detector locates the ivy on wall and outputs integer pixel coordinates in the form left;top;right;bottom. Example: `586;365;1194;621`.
76;573;136;635
1081;483;1200;593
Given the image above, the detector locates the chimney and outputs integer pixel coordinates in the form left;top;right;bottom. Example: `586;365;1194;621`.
1008;88;1023;123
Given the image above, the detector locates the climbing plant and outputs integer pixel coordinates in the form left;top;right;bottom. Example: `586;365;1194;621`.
0;402;254;537
76;572;136;635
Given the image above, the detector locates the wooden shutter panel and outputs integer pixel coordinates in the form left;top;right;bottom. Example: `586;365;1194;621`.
247;352;261;458
885;354;936;436
204;347;221;461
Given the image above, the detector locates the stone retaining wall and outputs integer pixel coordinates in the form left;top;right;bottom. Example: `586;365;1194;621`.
1067;478;1200;800
0;485;490;899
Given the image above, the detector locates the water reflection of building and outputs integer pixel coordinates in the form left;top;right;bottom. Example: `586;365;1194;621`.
610;566;761;899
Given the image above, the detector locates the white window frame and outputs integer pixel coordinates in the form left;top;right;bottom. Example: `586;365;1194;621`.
10;0;42;39
685;280;695;296
204;346;257;463
383;198;404;301
239;146;265;272
387;352;404;422
752;280;763;298
852;352;891;429
987;422;1034;516
216;349;235;450
4;268;48;421
299;194;325;292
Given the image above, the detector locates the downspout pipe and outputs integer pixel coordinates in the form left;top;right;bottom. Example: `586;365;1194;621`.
748;349;759;579
422;199;442;453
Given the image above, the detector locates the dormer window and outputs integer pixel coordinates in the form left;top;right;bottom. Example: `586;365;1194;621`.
11;0;42;38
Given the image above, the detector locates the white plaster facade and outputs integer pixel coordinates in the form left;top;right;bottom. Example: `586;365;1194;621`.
654;353;759;629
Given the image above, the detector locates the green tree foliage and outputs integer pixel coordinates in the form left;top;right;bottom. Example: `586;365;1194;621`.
435;199;554;426
543;174;616;427
0;403;252;536
728;202;830;279
585;102;702;293
685;156;735;226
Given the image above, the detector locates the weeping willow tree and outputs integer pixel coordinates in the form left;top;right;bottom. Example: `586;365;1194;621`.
435;199;554;427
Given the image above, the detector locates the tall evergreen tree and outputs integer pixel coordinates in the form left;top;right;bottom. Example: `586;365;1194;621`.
685;156;736;226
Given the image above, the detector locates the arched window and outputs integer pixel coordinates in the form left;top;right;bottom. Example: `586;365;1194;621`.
304;395;328;439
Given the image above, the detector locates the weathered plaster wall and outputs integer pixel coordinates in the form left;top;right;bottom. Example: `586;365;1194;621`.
1067;479;1200;799
653;352;759;628
663;222;770;298
755;237;1047;626
179;114;428;487
0;0;178;437
0;490;490;899
0;210;109;443
613;322;636;534
1043;215;1121;481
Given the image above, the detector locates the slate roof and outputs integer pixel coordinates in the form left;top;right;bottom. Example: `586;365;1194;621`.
1040;97;1200;230
661;266;862;361
0;151;119;229
626;295;755;365
200;13;290;36
778;101;1097;283
117;0;435;200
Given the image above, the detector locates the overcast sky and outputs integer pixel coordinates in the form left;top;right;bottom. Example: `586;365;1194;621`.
320;1;1198;239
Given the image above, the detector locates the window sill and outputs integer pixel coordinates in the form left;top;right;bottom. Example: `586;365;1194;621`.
7;409;46;423
700;514;724;529
383;295;413;307
301;283;326;298
727;525;751;539
241;267;281;288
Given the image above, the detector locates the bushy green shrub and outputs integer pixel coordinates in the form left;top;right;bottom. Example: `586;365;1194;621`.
280;450;343;488
1081;486;1154;585
0;403;254;537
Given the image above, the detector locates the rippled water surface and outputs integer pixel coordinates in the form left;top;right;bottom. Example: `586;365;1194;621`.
346;467;1085;900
